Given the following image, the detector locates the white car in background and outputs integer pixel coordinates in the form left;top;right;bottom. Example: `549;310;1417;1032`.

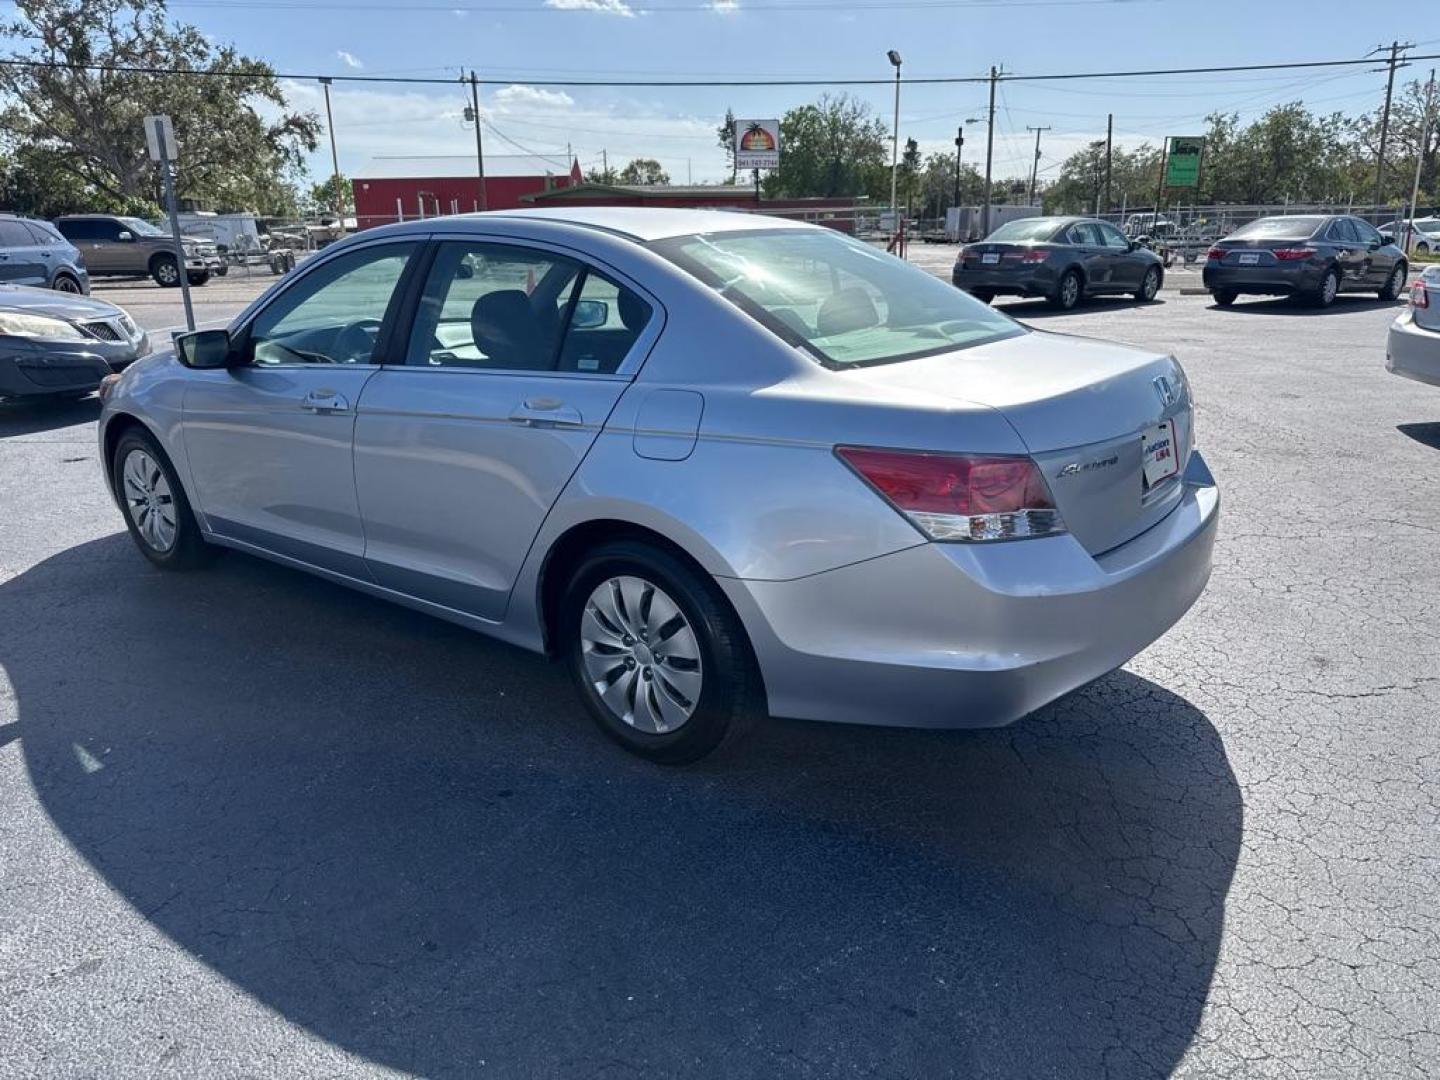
1387;265;1440;386
1396;218;1440;255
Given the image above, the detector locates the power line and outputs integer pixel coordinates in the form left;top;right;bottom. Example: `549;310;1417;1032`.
4;52;1440;89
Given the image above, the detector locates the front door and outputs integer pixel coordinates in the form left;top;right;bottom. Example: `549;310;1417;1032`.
182;240;419;577
1351;217;1394;287
1066;221;1111;290
353;238;655;621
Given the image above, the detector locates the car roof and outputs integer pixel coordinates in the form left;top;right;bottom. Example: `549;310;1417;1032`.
396;206;818;243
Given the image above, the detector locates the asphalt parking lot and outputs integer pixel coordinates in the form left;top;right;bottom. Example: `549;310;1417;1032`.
2;276;1438;1078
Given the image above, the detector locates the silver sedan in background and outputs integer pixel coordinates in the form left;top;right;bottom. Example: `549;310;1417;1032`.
96;208;1218;763
1387;265;1440;387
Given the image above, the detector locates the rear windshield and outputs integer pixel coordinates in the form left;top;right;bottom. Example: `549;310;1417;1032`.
986;218;1063;242
651;228;1024;368
1231;216;1325;240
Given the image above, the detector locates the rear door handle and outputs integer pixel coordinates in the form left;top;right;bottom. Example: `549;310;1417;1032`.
509;398;583;427
300;389;349;413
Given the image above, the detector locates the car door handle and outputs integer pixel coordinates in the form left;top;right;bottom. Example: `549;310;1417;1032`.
300;389;350;413
509;398;583;427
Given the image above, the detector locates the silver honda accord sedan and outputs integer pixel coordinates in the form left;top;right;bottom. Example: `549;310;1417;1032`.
96;208;1219;762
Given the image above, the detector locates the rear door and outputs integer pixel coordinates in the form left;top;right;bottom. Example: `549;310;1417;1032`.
353;236;659;621
0;220;47;286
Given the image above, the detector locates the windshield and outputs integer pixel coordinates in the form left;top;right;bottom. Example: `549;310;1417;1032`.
119;217;167;237
1231;216;1324;240
1415;220;1440;235
987;218;1063;242
652;228;1024;368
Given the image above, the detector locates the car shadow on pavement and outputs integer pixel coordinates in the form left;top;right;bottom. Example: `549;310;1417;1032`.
5;536;1243;1080
994;297;1167;320
0;395;98;437
1207;296;1404;315
1398;422;1440;450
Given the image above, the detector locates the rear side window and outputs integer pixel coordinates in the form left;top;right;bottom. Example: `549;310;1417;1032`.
1327;219;1358;243
56;219;105;241
0;221;35;248
406;241;651;374
23;221;63;245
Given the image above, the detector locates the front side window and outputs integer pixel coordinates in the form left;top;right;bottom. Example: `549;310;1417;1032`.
1327;219;1358;243
653;227;1024;369
1098;223;1130;251
247;243;415;366
406;241;651;374
118;217;167;238
1352;219;1383;245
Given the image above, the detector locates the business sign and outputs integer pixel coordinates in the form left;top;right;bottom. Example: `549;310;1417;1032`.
735;119;781;170
1165;136;1204;188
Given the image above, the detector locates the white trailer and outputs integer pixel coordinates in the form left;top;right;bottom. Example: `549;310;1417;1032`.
946;205;1043;242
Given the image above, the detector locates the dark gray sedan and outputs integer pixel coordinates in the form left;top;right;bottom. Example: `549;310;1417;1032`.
0;285;150;400
952;216;1165;310
1203;215;1409;308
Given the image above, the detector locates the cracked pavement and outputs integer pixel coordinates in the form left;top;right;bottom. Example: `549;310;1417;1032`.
1;286;1437;1078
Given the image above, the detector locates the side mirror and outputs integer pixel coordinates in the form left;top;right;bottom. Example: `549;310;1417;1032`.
116;230;133;242
1369;238;1383;251
1127;239;1140;251
571;299;609;330
176;328;234;369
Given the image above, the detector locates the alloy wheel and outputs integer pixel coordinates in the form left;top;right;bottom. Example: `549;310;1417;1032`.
579;575;702;734
53;276;81;293
156;261;178;285
121;448;178;552
1142;268;1160;300
1060;273;1079;309
1322;270;1338;305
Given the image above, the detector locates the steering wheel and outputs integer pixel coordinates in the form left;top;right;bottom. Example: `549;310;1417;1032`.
332;319;382;363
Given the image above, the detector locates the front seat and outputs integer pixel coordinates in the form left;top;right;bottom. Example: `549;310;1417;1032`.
471;290;551;369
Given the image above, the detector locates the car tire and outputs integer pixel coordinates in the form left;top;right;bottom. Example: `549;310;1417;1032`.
969;289;995;305
1379;261;1408;301
1050;269;1082;311
188;272;210;287
1312;267;1340;308
51;273;83;294
150;255;180;288
560;540;764;764
1135;266;1162;302
214;264;229;277
112;428;212;570
1211;289;1237;307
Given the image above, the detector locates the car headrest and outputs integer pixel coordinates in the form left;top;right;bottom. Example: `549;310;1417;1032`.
472;290;542;367
617;290;650;332
815;287;880;337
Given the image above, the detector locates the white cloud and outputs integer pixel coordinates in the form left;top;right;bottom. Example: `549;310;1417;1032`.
336;50;363;69
542;0;636;15
709;0;740;10
493;85;575;110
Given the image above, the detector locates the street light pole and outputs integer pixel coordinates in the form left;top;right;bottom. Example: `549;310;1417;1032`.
953;125;964;207
888;50;902;237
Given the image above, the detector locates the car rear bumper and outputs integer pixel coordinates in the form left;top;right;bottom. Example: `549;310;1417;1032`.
722;450;1219;729
1386;311;1440;386
952;265;1059;297
1202;262;1322;294
0;336;150;398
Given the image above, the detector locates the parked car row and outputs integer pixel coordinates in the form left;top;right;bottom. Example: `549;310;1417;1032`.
0;212;224;294
952;213;1415;311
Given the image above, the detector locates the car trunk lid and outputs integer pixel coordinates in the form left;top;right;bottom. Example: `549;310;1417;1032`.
844;330;1194;555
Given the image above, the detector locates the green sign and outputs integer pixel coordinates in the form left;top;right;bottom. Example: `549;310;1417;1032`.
1165;136;1204;188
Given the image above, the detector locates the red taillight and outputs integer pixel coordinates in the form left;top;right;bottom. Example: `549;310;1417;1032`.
835;446;1064;542
1206;246;1225;261
1413;280;1429;308
1272;247;1313;261
1004;248;1049;264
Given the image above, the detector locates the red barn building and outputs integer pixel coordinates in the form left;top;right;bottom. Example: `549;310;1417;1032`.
351;154;582;229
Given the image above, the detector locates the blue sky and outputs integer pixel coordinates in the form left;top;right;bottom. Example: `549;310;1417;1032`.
130;0;1440;183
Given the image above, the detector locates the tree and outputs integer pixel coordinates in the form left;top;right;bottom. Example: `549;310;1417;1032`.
763;93;889;200
716;107;737;182
617;157;669;186
0;0;319;217
1046;141;1161;214
899;137;922;213
1352;78;1440;205
585;163;619;185
308;174;353;218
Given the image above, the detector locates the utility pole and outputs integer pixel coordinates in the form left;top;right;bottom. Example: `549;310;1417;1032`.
602;148;608;178
953;125;964;207
319;78;345;230
1026;125;1051;205
982;65;999;237
1104;113;1113;214
1374;41;1414;209
468;71;487;211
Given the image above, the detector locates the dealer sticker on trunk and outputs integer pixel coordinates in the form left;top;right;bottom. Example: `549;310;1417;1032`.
1141;419;1179;487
